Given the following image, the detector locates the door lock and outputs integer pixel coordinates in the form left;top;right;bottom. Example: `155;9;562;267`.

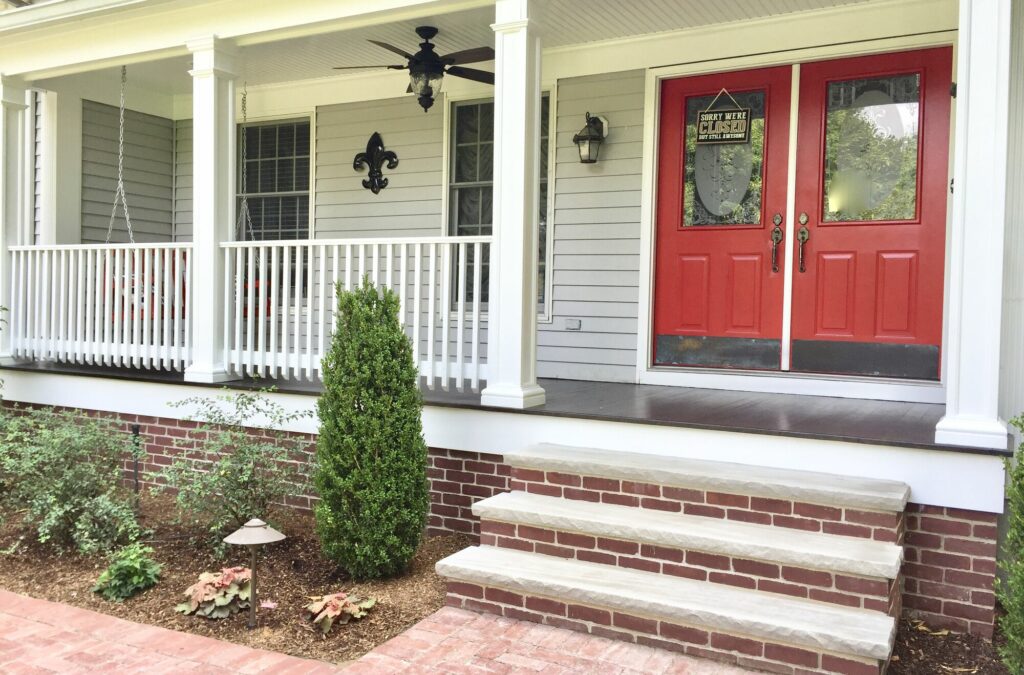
797;212;810;273
770;214;784;273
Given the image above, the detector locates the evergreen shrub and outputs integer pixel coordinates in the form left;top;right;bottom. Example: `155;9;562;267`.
998;415;1024;671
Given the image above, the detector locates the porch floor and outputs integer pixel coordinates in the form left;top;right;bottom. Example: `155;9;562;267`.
6;361;1008;456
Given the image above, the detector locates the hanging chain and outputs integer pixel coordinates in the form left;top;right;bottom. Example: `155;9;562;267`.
236;83;257;242
106;65;136;244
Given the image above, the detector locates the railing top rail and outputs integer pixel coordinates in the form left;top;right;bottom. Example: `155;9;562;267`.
220;235;493;249
10;242;195;252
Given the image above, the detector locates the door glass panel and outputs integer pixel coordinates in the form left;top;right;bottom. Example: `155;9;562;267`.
683;90;765;226
823;74;920;222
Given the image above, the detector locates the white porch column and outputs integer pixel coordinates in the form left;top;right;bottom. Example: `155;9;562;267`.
480;0;545;409
184;37;238;383
0;75;28;364
935;0;1013;449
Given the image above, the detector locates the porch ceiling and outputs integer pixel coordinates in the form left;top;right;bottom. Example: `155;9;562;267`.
47;0;875;96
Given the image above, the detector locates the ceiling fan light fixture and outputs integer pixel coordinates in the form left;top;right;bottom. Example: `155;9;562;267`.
409;65;445;112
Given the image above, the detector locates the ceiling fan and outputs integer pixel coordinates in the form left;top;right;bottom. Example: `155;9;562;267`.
334;26;495;112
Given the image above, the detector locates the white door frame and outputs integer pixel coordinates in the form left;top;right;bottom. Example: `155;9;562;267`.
635;31;957;404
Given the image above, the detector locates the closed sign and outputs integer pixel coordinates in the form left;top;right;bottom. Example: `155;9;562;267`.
696;108;751;144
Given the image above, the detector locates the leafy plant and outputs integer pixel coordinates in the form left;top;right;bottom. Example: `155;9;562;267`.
315;278;429;579
93;542;162;602
0;408;140;554
151;390;312;556
998;415;1024;671
175;566;251;619
303;592;376;636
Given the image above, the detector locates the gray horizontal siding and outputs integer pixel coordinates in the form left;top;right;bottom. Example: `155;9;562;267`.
315;98;443;238
81;100;174;244
537;70;644;383
174;119;193;242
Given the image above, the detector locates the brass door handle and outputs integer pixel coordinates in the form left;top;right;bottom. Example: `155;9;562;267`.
797;212;810;273
770;213;784;273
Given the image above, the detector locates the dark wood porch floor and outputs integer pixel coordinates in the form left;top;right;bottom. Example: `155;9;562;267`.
3;362;1010;456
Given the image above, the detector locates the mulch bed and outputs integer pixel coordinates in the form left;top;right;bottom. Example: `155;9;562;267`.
889;617;1009;674
0;494;471;666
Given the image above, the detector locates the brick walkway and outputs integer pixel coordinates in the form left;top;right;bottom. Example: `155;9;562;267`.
348;607;755;674
0;590;340;674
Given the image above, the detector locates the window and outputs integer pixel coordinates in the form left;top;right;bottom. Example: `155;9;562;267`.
237;120;311;241
448;96;551;311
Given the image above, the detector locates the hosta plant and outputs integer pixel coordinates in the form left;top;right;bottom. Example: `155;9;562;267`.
93;542;162;602
175;567;251;619
303;592;376;636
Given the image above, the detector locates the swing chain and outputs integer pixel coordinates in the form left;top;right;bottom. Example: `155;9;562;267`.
106;65;136;245
236;83;257;242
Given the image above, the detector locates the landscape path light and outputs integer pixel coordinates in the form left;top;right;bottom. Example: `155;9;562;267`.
223;518;286;629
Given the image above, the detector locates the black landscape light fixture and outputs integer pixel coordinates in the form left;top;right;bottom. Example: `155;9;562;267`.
573;112;608;164
223;518;286;629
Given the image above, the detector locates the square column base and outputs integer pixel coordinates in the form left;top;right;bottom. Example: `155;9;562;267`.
481;383;546;409
184;365;240;384
935;415;1011;450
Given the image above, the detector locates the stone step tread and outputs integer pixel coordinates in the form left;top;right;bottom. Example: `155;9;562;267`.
507;443;910;512
474;491;903;579
437;546;895;662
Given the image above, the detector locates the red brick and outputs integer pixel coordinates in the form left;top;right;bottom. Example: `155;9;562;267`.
709;572;757;589
845;510;898;529
546;471;582;487
917;581;972;602
972;590;996;607
484;588;523;607
511;467;545;482
582;476;620;491
683;503;726;518
710;633;763;656
503;607;543;623
944;602;994;623
920;516;972;537
526;482;562;498
640;544;685;563
597;538;639;555
750;497;792;514
448;582;483;599
834;575;888;596
707;492;749;508
663;564;707;581
973;558;997;575
556;531;596;549
620;557;660;573
781;566;832;587
535;543;574;559
465;460;496;474
794;502;842;520
464;598;503;615
765;644;818;667
905;530;942;549
726;509;772;525
660;622;710;645
920;550;972;571
809;589;860;607
732;558;780;579
577;550;617;565
622;481;661;497
903;562;944;582
518;525;556;543
758;579;808;598
641;498;682;512
974;524;998;539
612;612;657;634
591;626;636;643
567;604;611;625
944;537;997;557
686;551;730;570
663;486;704;502
773;515;821;532
563;488;601;503
637;635;689;653
544;616;588;633
821;655;880;675
945;508;998;523
497;536;533;552
602;492;640;508
903;594;942;613
525;596;567;616
435;457;463;470
823;521;873;539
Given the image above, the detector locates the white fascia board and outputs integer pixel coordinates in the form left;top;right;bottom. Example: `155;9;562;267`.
1;370;1006;513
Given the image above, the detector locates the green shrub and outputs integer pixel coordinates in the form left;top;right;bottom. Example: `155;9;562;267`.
0;408;140;554
998;415;1024;671
93;542;162;602
151;390;312;557
315;278;429;579
175;566;251;619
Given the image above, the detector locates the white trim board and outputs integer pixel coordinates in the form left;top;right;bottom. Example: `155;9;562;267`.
1;369;1004;513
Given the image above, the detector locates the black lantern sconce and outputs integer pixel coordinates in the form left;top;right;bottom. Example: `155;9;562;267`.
572;112;608;164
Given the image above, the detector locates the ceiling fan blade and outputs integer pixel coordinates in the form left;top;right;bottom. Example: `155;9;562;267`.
368;39;415;61
446;66;495;85
332;65;405;70
443;46;495;65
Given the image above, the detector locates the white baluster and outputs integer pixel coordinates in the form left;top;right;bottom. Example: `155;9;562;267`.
471;242;482;391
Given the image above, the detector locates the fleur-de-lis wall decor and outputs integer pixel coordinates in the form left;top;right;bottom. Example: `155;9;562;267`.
353;132;399;194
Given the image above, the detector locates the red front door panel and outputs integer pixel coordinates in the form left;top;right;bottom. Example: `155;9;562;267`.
653;66;791;370
790;48;951;379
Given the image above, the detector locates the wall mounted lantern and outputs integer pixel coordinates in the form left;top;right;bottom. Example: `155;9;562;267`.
224;518;286;630
572;112;608;164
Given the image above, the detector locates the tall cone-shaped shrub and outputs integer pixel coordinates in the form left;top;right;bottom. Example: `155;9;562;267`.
315;278;429;579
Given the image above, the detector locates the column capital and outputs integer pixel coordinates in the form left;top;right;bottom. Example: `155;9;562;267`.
186;36;238;79
493;0;542;33
0;75;27;110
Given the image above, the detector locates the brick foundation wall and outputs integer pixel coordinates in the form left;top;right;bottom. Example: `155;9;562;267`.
427;448;511;537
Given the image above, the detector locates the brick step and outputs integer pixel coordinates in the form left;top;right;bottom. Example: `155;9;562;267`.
475;491;902;615
507;444;910;542
438;546;894;675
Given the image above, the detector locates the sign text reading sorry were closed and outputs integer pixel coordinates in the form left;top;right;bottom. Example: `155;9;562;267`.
696;108;751;144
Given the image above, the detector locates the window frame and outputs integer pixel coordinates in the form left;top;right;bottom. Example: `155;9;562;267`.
234;114;315;242
441;89;556;322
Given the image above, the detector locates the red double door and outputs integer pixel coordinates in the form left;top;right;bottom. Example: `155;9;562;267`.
653;48;951;380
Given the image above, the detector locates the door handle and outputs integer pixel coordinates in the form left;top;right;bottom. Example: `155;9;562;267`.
770;213;784;273
797;212;810;273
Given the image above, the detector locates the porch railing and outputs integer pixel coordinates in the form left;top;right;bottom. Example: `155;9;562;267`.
221;236;490;390
8;243;194;371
